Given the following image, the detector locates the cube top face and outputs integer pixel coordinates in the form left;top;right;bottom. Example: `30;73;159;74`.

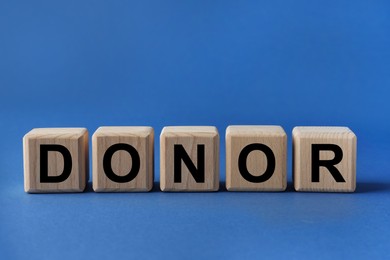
293;127;356;138
92;126;154;192
160;126;219;192
293;126;356;192
226;125;287;191
161;126;218;137
25;128;88;139
23;128;89;193
226;125;286;137
93;126;153;137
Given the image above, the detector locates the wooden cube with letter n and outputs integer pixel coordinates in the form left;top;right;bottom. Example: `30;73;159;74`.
293;127;357;192
160;126;219;191
23;128;89;193
92;127;154;192
226;125;287;191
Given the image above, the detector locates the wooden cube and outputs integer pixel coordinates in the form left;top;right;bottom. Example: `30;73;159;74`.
293;127;356;192
226;126;287;191
160;126;219;192
23;128;89;193
92;127;154;192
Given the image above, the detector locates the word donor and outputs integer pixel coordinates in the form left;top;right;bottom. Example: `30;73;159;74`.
23;126;356;193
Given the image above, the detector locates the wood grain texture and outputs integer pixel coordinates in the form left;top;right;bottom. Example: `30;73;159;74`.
226;125;287;191
160;126;219;192
23;128;89;193
92;126;154;192
293;127;356;192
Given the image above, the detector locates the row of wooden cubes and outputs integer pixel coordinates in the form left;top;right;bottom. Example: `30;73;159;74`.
23;126;356;193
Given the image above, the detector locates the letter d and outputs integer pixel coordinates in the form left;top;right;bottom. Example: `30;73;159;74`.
40;144;72;183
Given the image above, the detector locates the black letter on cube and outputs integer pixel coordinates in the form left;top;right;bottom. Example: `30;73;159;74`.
40;144;72;183
311;144;345;183
174;144;205;183
103;143;140;183
238;143;276;183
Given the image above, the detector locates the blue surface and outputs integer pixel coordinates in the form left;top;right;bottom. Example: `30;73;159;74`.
1;0;390;259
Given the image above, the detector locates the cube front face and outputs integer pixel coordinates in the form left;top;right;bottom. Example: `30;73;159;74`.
293;127;356;192
226;126;287;191
23;128;89;193
92;127;154;192
160;126;219;192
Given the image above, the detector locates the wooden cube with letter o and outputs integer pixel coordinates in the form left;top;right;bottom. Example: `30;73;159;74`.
226;125;287;191
92;126;154;192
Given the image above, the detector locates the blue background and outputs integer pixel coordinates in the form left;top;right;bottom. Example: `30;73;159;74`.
1;0;389;259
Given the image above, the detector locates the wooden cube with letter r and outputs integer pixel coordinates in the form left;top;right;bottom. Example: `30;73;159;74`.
293;127;356;192
23;128;89;193
160;126;219;192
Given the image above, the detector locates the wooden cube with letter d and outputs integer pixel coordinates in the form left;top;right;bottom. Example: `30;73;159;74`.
23;128;89;193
